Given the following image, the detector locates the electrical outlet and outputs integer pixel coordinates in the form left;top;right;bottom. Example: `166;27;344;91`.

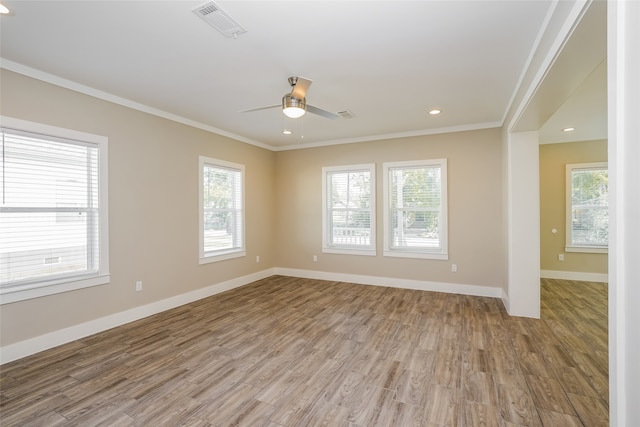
135;281;143;292
558;254;564;261
256;255;260;263
313;255;318;262
451;264;457;273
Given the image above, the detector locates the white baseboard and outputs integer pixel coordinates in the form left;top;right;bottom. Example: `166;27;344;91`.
540;270;608;283
2;267;506;364
274;268;505;299
501;294;511;314
0;268;276;365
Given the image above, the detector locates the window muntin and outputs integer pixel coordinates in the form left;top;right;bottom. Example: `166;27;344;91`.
383;159;448;259
1;118;109;304
322;164;375;255
199;157;245;263
566;162;608;253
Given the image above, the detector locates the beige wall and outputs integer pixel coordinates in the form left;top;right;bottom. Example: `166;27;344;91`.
0;70;276;346
0;70;505;349
275;128;505;287
539;140;608;274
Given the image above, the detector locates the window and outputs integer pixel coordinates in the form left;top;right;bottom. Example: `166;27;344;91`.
1;117;109;304
322;164;375;255
566;162;608;253
383;159;448;259
199;156;245;263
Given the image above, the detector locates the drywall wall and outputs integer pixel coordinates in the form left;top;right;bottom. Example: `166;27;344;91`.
0;69;505;355
274;128;505;289
0;70;276;347
539;140;608;277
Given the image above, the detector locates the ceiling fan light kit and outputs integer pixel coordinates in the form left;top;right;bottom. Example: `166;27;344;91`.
282;94;306;118
241;76;343;122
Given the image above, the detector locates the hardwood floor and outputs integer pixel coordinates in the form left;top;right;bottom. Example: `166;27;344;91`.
0;276;608;426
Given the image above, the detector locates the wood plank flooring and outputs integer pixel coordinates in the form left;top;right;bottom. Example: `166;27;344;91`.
0;276;608;426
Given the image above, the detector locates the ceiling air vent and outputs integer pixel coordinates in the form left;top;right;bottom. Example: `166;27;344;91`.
193;2;247;38
337;110;355;119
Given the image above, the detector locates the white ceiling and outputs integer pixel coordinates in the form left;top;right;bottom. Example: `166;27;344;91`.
0;1;606;150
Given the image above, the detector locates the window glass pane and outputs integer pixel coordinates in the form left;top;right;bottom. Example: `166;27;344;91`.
1;130;100;286
2;133;98;208
570;167;608;246
1;212;93;283
383;159;447;259
331;210;371;246
390;166;441;209
324;166;374;253
391;210;440;249
202;162;243;256
329;171;371;208
388;165;442;251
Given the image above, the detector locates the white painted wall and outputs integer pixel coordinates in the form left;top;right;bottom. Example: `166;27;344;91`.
608;1;640;425
506;131;541;318
501;0;593;319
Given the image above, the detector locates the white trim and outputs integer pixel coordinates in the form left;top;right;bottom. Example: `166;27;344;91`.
0;116;110;304
198;250;246;265
0;274;110;305
540;269;608;283
1;59;501;154
274;267;505;299
0;267;510;364
382;250;448;261
500;0;558;127
198;156;245;264
274;122;502;152
1;115;106;144
0;60;273;151
565;162;608;251
506;0;592;133
0;269;276;365
565;246;607;254
322;248;376;257
501;293;511;314
608;1;640;424
382;159;448;260
322;163;376;256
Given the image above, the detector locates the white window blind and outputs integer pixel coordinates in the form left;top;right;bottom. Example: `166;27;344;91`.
199;157;245;263
383;159;448;259
566;162;608;252
322;164;375;255
1;126;108;297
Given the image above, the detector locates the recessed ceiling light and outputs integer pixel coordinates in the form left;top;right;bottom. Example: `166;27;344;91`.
0;3;10;14
282;129;292;135
428;109;441;115
562;127;575;132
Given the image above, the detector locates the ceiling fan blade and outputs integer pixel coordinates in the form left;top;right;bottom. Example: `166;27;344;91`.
291;77;312;100
239;104;279;113
307;104;341;120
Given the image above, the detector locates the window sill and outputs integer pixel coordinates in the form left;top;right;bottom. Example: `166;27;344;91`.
322;247;377;256
199;250;246;264
383;250;448;260
0;274;111;305
565;246;608;254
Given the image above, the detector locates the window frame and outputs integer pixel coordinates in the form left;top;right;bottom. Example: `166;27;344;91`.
565;162;608;254
198;156;246;264
0;116;110;305
383;159;448;260
322;164;376;256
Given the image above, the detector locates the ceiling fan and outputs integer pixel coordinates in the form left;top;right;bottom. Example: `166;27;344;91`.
240;77;341;120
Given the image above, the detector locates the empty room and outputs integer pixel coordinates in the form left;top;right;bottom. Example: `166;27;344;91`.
1;1;638;426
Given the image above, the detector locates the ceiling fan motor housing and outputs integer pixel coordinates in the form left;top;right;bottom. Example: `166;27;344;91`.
282;93;306;118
